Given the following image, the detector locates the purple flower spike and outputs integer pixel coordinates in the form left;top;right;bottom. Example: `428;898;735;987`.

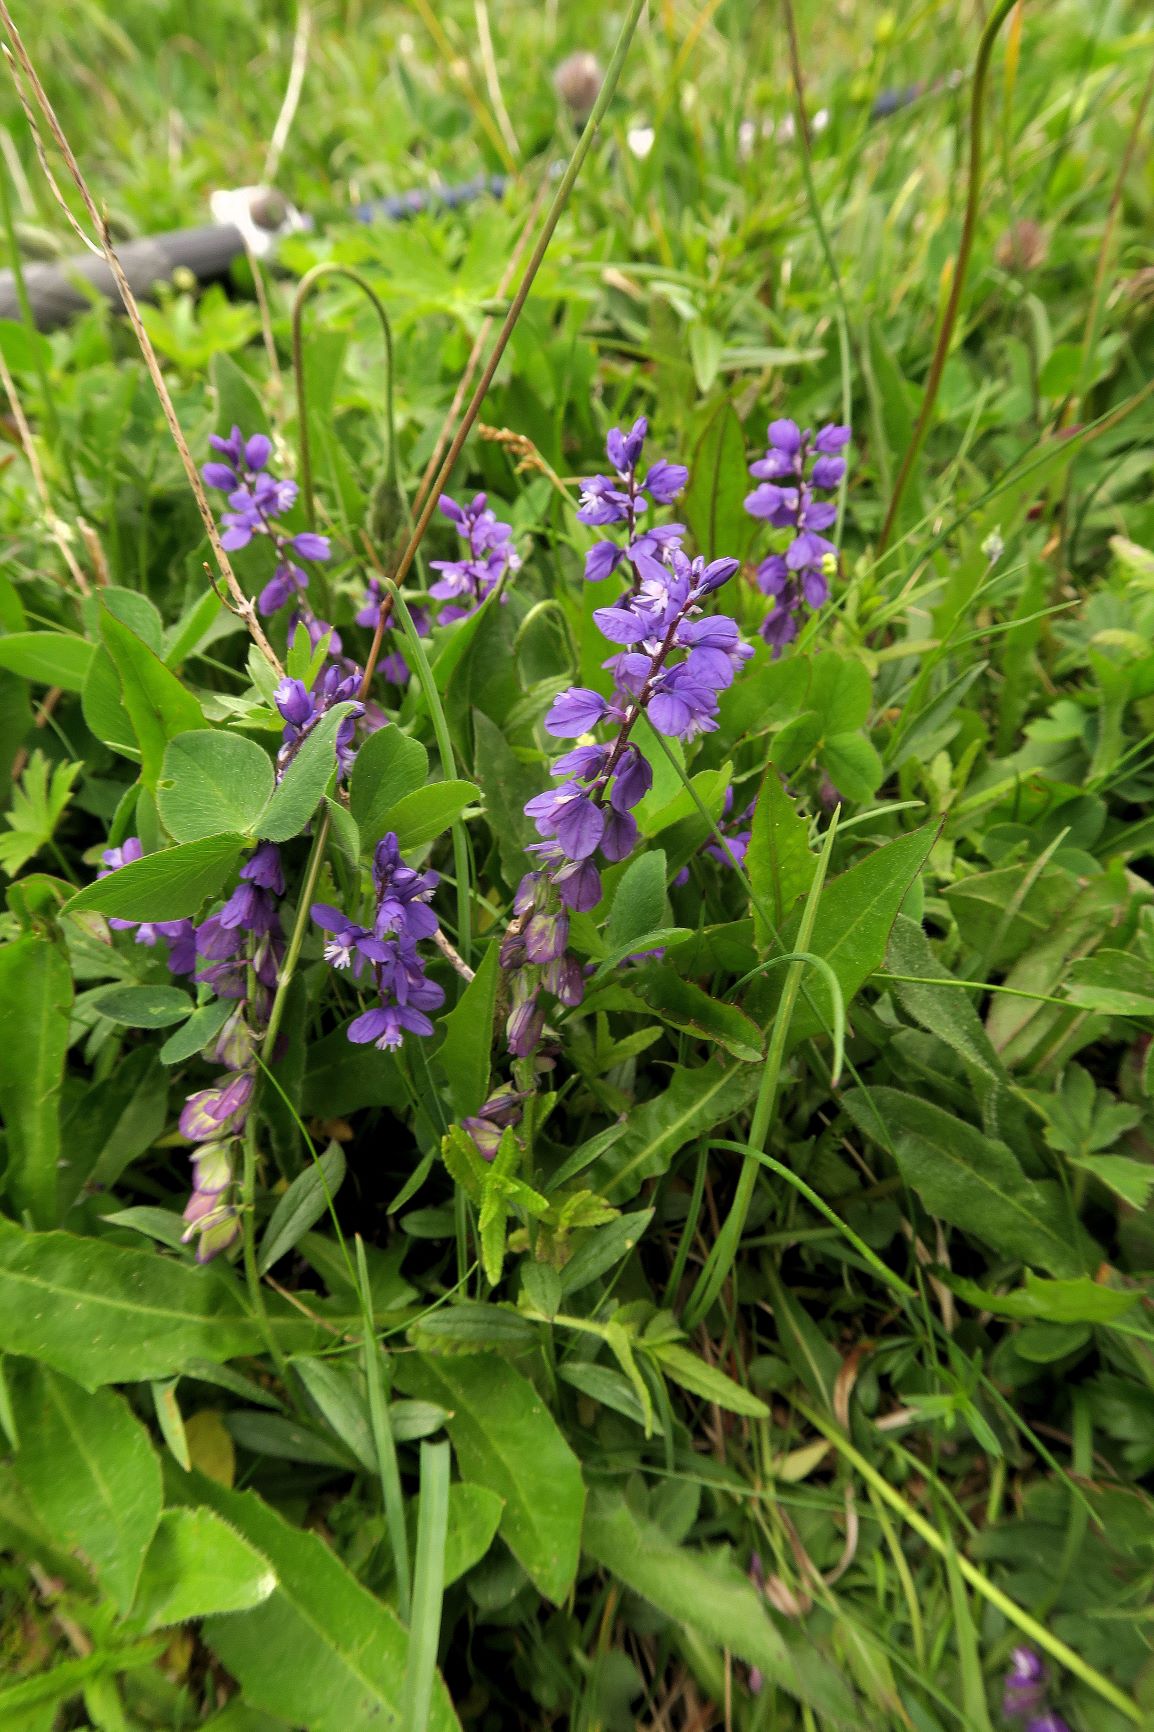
745;418;850;653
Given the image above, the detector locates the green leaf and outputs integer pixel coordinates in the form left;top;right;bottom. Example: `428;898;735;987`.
379;779;479;851
944;1271;1137;1324
590;1063;761;1203
606;849;667;954
259;703;357;842
634;967;763;1062
470;709;541;884
65;833;244;922
158;997;233;1064
649;1343;769;1417
88;585;164;654
682;400;756;563
820;731;884;803
747;766;814;942
0;753;80;879
583;1491;855;1723
0;1219;325;1386
764;826;938;1050
0;932;71;1228
101;607;204;788
841;1088;1093;1277
435;940;499;1117
558;1210;651;1296
559;1363;662;1433
348;725;428;845
0;317;52;373
258;1144;346;1274
0;632;93;692
1064;949;1154;1017
1067;1153;1154;1210
394;1353;584;1605
82;644;138;759
93;984;193;1030
7;1363;161;1613
441;1482;503;1586
132;1507;277;1630
885;915;1009;1133
172;1473;461;1732
157;731;275;843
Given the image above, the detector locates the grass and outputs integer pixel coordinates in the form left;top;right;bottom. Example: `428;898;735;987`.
0;2;1153;1730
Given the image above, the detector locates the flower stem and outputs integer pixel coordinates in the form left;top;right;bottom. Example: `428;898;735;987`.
291;263;402;532
240;1114;289;1382
683;809;839;1329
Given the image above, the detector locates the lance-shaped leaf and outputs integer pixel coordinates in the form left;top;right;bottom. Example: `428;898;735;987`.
0;930;71;1228
64;832;244;923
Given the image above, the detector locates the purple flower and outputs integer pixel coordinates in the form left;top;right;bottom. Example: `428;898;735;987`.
545;687;612;737
584;541;625;583
600;808;638;862
542;953;586;1007
525;783;605;860
609;745;652;811
524;907;569;964
274;677;314;727
1003;1650;1048;1721
1025;1718;1070;1732
311;902;389;973
347;1002;434;1051
428;493;520;621
179;1073;254;1142
506;986;545;1058
241;843;285;895
745;419;850;653
291;531;331;560
553;858;602;912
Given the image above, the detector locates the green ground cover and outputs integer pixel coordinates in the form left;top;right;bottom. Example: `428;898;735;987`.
0;2;1152;1727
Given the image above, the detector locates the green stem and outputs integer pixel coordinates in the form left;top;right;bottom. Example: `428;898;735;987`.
291;263;401;531
877;0;1019;555
781;0;854;540
386;580;472;966
798;1401;1144;1724
367;0;649;639
240;1115;289;1381
262;808;331;1063
683;810;840;1328
0;157;77;504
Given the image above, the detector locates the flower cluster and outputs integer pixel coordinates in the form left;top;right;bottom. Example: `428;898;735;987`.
98;838;286;1262
429;493;520;621
499;871;588;1057
499;419;750;1058
178;841;286;1260
98;838;196;974
526;546;747;904
744;418;850;650
203;427;335;642
1002;1650;1069;1732
462;1085;526;1160
312;831;443;1051
274;664;364;782
355;492;516;686
578;416;687;585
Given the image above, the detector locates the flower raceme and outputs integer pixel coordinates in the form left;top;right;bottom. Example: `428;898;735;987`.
526;548;747;899
578;415;688;585
202;426;334;638
311;831;443;1053
744;418;850;650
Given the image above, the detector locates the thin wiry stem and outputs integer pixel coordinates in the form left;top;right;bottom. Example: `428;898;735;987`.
357;0;649;697
0;5;284;675
877;0;1020;555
